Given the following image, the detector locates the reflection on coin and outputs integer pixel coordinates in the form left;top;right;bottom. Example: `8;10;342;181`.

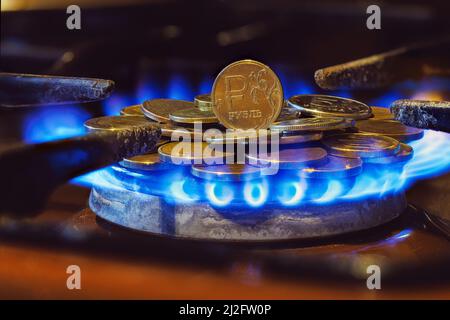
158;141;232;165
120;105;144;116
301;156;362;179
191;164;261;181
169;108;218;124
271;117;348;132
322;133;400;158
142;99;195;123
84;116;154;131
370;106;394;120
275;105;302;122
363;143;413;165
356;119;424;142
194;94;213;111
279;132;323;145
246;147;328;169
212;59;284;129
287;94;372;120
121;151;172;171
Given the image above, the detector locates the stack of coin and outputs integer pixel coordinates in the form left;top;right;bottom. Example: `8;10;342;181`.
101;60;420;182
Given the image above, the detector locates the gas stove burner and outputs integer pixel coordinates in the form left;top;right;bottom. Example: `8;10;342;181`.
88;163;407;241
90;180;406;241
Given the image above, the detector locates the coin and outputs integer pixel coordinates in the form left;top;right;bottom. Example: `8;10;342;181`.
191;164;262;181
356;119;424;142
287;94;372;120
121;151;172;171
142;99;195;123
158;141;232;165
275;104;302;122
321;133;400;158
120;105;144;116
279;132;323;145
370;106;394;120
206;130;269;145
246;147;328;169
194;94;213;111
301;156;362;179
84;116;154;131
270;117;349;132
169;108;218;124
212;59;284;130
363;143;413;165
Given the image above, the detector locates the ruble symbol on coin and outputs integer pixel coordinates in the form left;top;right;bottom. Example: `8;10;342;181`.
212;59;283;130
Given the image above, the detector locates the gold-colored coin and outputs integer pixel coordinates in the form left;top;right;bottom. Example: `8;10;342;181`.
322;133;400;158
369;106;394;120
301;156;362;179
158;141;232;165
120;105;144;116
121;147;172;171
356;119;424;142
191;164;262;181
212;59;284;130
169;108;218;124
246;147;328;169
194;94;213;111
271;117;349;132
84;116;154;132
363;143;413;165
142;99;195;123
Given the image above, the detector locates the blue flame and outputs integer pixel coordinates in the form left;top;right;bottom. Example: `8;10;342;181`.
19;73;448;208
243;180;269;207
102;93;137;116
22;105;90;143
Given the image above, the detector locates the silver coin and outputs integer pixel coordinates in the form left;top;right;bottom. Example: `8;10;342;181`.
301;156;362;179
322;133;400;158
287;94;372;120
169;108;218;124
194;94;213;111
142;99;195;123
120;105;144;116
246;147;328;169
84;116;154;132
191;164;262;181
271;117;348;132
279;132;323;145
363;143;413;165
206;130;268;145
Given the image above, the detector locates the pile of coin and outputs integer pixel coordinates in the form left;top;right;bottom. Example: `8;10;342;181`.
84;59;424;182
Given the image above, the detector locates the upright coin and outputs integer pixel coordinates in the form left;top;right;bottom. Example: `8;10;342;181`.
287;94;372;120
356;119;424;142
142;99;195;123
322;133;400;158
158;141;232;165
246;147;328;169
212;59;284;129
120;105;144;116
301;156;362;179
191;164;262;181
271;117;348;132
370;106;394;120
169;108;218;124
84;116;154;131
194;94;213;111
